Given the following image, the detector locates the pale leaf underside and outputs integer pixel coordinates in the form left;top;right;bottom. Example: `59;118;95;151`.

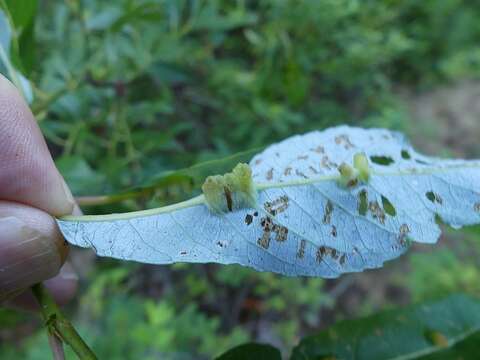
58;126;480;277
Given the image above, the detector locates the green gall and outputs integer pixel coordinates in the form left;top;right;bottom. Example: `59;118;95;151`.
202;163;257;213
338;153;371;188
338;163;359;188
353;153;370;182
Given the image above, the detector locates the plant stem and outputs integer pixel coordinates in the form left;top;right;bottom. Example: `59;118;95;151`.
31;283;97;360
48;332;66;360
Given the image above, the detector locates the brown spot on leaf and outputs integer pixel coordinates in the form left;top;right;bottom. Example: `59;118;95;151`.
295;169;308;178
266;168;274;180
284;167;292;176
313;145;325;154
323;201;334;225
321;156;333;169
297;239;306;259
316;245;342;263
316;246;327;263
346;178;358;188
335;134;355;149
339;254;346;265
258;216;273;249
260;216;273;230
309;166;318;174
273;225;288;242
474;203;480;213
264;195;289;216
331;225;337;237
331;248;338;260
245;214;253;225
297;155;309;160
258;215;289;247
369;201;386;224
257;232;271;249
398;223;410;246
254;158;262;165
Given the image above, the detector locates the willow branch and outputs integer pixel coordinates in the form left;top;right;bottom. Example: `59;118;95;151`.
31;283;97;360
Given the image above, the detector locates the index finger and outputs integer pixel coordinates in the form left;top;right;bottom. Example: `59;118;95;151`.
0;74;74;216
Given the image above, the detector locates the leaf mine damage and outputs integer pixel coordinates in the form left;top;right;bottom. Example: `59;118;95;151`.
323;200;334;224
316;246;346;266
369;201;386;224
296;239;306;259
257;196;290;249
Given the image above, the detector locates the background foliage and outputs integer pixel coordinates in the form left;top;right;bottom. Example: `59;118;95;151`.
1;0;480;359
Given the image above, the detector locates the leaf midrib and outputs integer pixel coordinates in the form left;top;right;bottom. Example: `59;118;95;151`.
59;163;480;222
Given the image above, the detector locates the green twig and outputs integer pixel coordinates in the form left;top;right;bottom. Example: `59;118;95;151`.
32;78;79;117
31;283;97;360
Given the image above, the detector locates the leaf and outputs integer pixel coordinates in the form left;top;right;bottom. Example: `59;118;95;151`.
4;0;37;29
215;343;281;360
290;294;480;360
57;126;480;277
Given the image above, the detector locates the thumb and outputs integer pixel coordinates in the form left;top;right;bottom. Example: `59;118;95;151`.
0;201;69;302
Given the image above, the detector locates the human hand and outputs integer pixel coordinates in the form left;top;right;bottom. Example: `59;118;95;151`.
0;74;78;307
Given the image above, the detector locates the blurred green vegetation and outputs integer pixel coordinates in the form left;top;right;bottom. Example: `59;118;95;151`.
2;0;480;359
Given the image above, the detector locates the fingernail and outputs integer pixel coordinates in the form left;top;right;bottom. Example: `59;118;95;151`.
0;217;62;302
60;176;76;215
72;203;83;216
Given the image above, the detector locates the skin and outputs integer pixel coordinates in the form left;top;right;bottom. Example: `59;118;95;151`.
0;74;78;307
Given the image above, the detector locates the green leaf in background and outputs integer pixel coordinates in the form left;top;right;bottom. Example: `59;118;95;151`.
1;0;37;74
0;1;35;100
56;155;106;196
140;146;264;192
4;0;37;28
76;146;263;206
290;294;480;360
215;343;281;360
